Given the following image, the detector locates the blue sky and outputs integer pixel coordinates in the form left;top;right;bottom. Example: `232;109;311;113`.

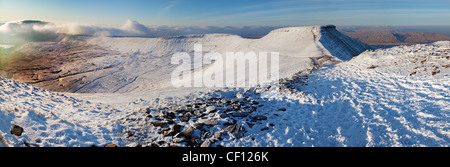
0;0;449;26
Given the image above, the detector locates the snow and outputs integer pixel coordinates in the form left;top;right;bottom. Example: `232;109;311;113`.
1;25;449;147
218;42;449;147
0;78;125;147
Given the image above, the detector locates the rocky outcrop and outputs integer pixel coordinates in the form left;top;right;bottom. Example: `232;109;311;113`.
319;25;372;61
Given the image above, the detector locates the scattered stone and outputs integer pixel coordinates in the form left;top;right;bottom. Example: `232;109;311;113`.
181;126;194;136
150;143;160;147
127;133;134;138
278;108;287;111
161;126;170;132
173;124;182;133
250;100;259;105
179;116;190;122
193;123;204;129
193;110;203;118
261;127;269;131
201;139;212;147
173;137;187;143
203;119;219;126
367;65;377;69
223;124;236;132
252;115;267;121
201;131;213;140
164;130;175;136
205;106;216;113
151;121;168;127
158;141;167;145
214;131;222;139
232;104;241;110
11;125;23;136
104;144;118;147
231;131;245;139
164;112;176;119
219;113;229;118
232;111;249;117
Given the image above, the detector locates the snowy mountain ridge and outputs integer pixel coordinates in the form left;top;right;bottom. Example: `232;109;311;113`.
1;25;449;147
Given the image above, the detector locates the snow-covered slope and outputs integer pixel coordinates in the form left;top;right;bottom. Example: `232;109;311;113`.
319;25;372;61
108;41;450;147
79;25;369;94
1;40;448;147
2;25;371;104
0;77;125;147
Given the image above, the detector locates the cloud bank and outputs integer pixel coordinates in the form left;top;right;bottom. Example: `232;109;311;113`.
0;19;282;46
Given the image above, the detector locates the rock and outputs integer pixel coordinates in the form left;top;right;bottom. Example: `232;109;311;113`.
367;65;377;69
173;124;182;133
261;127;270;131
179;116;190;122
236;92;244;99
223;124;236;132
231;131;245;139
219;99;228;104
161;126;170;132
201;131;213;140
219;113;229;118
173;137;187;143
201;139;212;147
181;126;194;136
11;125;23;136
232;111;249;117
231;104;241;110
163;112;176;119
164;130;175;136
251;115;267;121
250;100;259;105
278;108;287;111
104;144;118;147
194;110;203;118
145;108;152;114
203;119;219;126
192;123;204;129
214;131;222;139
151;121;168;127
231;99;239;104
205;106;216;113
231;126;245;139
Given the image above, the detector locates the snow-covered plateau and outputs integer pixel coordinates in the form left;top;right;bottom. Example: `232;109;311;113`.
0;25;449;147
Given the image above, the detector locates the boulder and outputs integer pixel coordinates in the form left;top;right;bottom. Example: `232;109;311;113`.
11;125;24;136
181;126;194;136
205;106;216;113
203;119;219;126
151;121;168;127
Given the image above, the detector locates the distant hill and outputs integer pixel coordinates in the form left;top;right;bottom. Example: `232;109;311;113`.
338;26;450;45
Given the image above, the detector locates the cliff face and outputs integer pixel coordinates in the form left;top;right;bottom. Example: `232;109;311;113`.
318;25;372;61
